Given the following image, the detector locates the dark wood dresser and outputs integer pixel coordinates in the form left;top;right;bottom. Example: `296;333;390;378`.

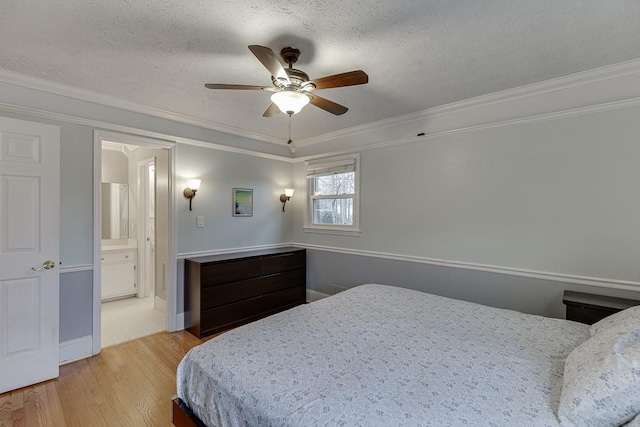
184;247;306;338
563;290;639;325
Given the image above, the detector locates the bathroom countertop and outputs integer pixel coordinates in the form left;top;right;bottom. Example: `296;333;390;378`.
102;244;137;252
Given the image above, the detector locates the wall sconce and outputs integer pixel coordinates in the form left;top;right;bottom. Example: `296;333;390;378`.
183;179;201;211
279;188;294;212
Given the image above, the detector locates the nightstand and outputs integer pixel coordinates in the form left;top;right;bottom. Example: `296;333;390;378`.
562;290;640;325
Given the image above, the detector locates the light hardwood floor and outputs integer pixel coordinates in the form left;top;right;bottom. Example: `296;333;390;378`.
0;331;202;427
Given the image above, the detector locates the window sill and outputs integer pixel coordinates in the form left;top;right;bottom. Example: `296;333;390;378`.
303;227;361;237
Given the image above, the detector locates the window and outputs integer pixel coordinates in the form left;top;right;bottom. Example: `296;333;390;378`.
304;154;359;235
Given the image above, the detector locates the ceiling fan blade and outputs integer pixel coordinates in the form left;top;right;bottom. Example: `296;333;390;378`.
204;83;272;90
311;70;368;90
263;103;281;117
248;45;291;84
308;94;348;115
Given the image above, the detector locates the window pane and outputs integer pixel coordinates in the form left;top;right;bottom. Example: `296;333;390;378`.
313;172;355;196
313;198;354;225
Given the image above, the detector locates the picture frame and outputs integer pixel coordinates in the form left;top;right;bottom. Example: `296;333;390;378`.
233;188;253;217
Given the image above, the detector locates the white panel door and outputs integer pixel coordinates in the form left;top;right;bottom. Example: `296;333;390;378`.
0;117;60;393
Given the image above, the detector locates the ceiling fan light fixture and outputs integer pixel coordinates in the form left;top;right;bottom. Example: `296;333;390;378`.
271;90;310;115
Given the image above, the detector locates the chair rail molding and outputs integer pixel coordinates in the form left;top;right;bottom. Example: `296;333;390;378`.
294;243;640;292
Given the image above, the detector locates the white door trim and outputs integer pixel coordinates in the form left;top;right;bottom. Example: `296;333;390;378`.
137;157;155;299
92;130;177;355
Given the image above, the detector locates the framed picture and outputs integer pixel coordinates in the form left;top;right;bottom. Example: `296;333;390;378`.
233;188;253;217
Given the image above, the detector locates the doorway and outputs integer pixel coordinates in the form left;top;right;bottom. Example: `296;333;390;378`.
93;131;176;354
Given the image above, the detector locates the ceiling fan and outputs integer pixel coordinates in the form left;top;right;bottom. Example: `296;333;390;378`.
205;45;368;117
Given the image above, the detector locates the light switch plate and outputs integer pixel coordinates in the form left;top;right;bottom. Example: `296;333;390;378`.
196;216;204;228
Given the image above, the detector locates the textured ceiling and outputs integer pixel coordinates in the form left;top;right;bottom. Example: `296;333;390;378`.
2;0;640;146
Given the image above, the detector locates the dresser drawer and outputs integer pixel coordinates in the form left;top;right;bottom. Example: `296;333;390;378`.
201;277;263;310
200;286;306;334
201;296;264;332
201;269;305;310
262;251;305;275
261;269;305;294
566;305;616;325
200;258;261;287
260;285;306;313
101;250;136;264
563;290;640;325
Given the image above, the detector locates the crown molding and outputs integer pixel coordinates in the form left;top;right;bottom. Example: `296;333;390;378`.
3;56;640;156
101;140;140;154
0;101;293;163
101;140;127;153
296;57;640;147
291;95;640;162
0;67;283;145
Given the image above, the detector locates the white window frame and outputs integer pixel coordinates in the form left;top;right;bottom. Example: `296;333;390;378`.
303;153;360;236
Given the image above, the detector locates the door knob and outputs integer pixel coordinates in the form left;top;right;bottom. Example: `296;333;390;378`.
32;260;56;271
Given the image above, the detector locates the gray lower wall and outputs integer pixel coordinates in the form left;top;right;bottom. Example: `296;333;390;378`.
307;250;640;319
59;271;94;342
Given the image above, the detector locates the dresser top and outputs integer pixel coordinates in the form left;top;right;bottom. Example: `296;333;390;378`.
563;290;640;311
185;246;305;264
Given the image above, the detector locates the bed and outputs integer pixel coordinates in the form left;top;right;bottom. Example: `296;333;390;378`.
174;284;640;426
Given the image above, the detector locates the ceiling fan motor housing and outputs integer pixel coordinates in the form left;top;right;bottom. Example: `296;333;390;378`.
272;68;314;91
280;47;300;65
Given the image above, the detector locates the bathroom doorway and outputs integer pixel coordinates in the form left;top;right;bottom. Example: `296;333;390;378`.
98;139;170;348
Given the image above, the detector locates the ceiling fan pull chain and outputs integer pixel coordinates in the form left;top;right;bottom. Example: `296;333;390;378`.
287;114;297;154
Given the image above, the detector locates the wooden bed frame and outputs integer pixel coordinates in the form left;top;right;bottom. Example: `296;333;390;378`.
172;396;207;427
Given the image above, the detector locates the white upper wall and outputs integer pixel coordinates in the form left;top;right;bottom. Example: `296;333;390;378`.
293;105;640;286
0;86;295;266
1;57;640;287
101;150;128;183
176;143;293;256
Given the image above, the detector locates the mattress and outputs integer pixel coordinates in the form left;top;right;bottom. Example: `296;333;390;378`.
177;284;590;426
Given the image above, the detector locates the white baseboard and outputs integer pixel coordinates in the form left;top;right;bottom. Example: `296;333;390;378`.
307;289;331;302
59;335;93;365
154;295;167;312
176;312;185;331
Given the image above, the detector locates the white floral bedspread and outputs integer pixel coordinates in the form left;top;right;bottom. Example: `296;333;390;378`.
177;284;589;426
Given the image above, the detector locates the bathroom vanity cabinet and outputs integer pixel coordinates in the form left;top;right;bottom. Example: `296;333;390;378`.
101;246;137;301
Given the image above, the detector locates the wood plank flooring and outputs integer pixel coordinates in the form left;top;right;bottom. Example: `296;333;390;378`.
0;331;202;427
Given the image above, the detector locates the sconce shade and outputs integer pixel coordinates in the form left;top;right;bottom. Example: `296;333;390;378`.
187;179;201;191
280;188;294;212
184;179;201;211
271;91;310;115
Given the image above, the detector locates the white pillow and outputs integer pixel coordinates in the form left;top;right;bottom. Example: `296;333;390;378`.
558;329;640;426
590;305;640;337
625;414;640;427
